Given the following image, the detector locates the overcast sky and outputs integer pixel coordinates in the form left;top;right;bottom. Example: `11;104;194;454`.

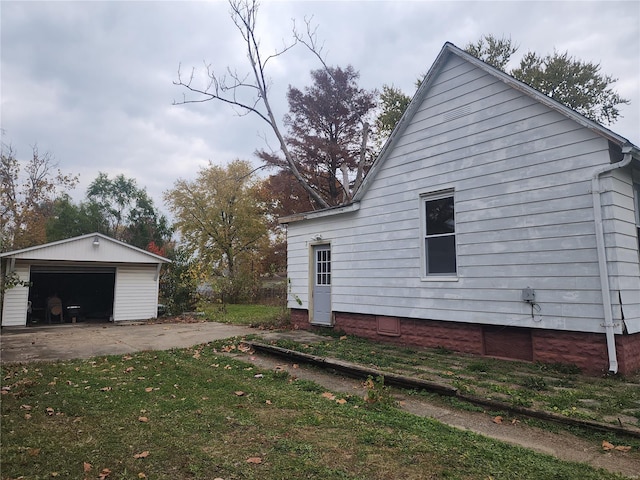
2;1;639;216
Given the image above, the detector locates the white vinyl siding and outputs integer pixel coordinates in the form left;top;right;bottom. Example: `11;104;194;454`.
287;53;639;335
112;266;159;322
635;182;640;253
1;263;30;327
605;168;640;333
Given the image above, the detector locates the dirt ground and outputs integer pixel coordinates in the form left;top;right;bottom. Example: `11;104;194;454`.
231;348;640;479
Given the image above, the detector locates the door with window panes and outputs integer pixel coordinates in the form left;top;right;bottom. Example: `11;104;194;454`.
312;245;332;325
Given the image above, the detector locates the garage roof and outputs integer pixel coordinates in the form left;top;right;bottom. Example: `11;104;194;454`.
0;233;170;264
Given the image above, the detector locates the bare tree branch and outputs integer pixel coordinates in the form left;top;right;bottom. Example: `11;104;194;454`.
174;0;330;209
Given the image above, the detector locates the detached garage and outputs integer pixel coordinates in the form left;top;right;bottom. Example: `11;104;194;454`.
1;233;169;327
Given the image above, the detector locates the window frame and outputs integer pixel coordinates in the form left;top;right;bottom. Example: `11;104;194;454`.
315;247;331;286
420;189;458;280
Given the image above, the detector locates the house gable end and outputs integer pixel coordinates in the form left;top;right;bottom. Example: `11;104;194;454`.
0;233;169;264
353;42;637;204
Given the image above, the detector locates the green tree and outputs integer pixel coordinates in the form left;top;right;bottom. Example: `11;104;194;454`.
46;194;108;242
157;242;198;315
164;160;269;304
1;142;78;252
375;84;412;142
465;34;629;125
464;34;518;70
86;173;170;248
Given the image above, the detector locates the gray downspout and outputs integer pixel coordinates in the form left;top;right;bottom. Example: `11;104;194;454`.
591;148;633;374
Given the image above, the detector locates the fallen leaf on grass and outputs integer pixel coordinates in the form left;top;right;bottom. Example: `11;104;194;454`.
246;457;262;464
27;448;40;456
492;416;503;424
603;439;633;453
138;473;146;479
134;451;150;459
125;367;134;373
321;392;336;401
138;416;149;423
46;407;55;416
144;387;153;392
25;413;32;420
265;400;272;405
21;404;32;410
234;391;245;396
98;468;111;479
339;336;347;340
83;462;92;472
100;387;112;392
336;398;347;405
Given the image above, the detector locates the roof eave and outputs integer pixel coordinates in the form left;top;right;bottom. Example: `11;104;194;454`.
279;202;360;225
0;232;171;263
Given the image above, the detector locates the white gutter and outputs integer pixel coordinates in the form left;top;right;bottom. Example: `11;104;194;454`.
591;147;633;374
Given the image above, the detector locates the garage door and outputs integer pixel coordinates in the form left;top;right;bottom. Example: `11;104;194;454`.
29;266;116;323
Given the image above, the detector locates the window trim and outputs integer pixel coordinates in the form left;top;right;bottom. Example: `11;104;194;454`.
420;189;458;281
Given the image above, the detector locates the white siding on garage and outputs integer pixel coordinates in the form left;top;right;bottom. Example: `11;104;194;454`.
112;265;159;321
1;263;30;327
287;53;636;335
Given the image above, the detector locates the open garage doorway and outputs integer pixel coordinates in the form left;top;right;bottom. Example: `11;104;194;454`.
28;267;116;325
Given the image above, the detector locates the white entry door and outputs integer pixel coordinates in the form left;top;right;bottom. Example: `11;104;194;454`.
312;245;332;325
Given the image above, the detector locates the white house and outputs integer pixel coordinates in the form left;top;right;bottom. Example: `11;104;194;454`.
1;233;169;326
282;43;640;375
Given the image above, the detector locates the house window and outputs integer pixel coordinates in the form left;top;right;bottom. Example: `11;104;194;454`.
316;248;331;285
422;191;457;275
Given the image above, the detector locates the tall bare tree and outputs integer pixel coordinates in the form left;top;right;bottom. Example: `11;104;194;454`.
174;0;371;209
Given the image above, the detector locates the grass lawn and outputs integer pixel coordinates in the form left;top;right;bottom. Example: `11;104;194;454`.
264;332;640;434
1;342;629;480
199;303;286;328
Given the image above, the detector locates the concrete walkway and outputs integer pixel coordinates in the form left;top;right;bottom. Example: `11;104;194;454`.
0;321;257;363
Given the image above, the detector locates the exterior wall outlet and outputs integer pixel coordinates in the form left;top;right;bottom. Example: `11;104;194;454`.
522;287;536;303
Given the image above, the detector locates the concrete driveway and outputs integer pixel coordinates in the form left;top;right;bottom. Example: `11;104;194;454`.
0;321;256;363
